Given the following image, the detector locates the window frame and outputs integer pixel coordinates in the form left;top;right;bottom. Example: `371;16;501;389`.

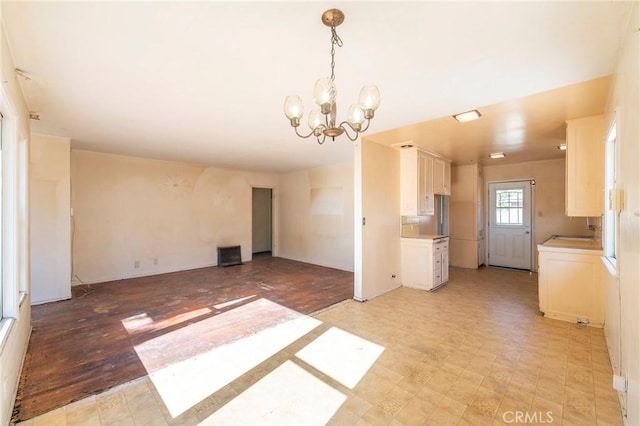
494;188;524;226
602;114;619;274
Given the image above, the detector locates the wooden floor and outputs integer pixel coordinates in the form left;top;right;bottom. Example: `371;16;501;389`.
13;256;353;422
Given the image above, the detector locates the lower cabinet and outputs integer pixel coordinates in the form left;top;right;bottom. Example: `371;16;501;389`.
537;246;604;327
401;237;449;291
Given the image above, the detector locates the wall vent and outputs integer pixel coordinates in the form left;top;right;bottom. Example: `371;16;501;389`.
217;245;242;267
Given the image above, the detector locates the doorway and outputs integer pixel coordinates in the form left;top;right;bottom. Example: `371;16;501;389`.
252;187;272;257
487;180;534;270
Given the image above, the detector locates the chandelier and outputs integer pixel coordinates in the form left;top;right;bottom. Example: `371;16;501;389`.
283;9;381;144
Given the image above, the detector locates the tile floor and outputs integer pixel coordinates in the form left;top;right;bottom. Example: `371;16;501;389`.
16;267;623;426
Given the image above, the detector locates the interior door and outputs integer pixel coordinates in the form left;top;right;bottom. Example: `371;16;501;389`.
252;188;272;254
488;181;533;270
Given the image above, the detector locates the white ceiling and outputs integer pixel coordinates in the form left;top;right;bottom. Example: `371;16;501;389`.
2;1;632;172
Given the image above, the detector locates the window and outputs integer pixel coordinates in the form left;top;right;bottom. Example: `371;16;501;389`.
604;122;618;264
0;112;3;318
495;189;523;225
0;95;29;322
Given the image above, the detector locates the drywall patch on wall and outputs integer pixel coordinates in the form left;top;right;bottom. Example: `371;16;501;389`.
310;187;344;216
192;167;250;248
279;163;354;271
159;175;193;197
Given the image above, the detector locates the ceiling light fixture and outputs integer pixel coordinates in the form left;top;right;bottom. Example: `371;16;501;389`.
453;109;482;123
489;152;506;159
557;144;567;151
283;9;380;144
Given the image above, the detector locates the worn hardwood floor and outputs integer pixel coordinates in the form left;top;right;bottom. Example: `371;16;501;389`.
13;256;353;422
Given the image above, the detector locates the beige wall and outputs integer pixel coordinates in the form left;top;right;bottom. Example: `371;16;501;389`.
483;158;597;269
605;2;639;423
71;150;279;283
358;140;401;300
279;162;354;272
30;134;71;303
0;7;33;425
450;164;483;268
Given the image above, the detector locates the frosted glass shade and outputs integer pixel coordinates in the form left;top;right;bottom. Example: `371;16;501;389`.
284;95;304;120
347;104;365;126
313;78;337;107
358;86;381;110
308;109;324;130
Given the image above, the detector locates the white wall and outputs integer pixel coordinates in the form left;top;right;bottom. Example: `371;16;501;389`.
605;3;639;423
358;140;401;300
71;150;279;283
0;6;32;425
279;162;354;272
30;134;71;304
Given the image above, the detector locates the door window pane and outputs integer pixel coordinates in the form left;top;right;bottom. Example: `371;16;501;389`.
495;189;523;225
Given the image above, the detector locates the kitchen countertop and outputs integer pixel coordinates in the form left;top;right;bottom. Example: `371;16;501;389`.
401;234;448;240
539;235;602;251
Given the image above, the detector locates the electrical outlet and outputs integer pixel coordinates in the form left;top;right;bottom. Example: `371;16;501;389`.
134;260;140;268
153;258;158;265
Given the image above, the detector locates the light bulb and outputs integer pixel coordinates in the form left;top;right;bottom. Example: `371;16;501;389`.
348;104;365;127
358;86;381;111
284;95;304;120
313;78;337;109
308;109;324;130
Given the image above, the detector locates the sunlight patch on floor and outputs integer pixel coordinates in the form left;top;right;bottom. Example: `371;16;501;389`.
121;308;212;334
213;295;256;310
198;360;346;425
295;327;385;389
133;299;321;418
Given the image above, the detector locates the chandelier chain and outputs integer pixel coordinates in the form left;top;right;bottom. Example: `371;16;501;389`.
329;25;343;81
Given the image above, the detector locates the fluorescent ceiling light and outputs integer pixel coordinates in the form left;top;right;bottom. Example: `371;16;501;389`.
557;144;567;151
453;109;481;122
489;152;506;159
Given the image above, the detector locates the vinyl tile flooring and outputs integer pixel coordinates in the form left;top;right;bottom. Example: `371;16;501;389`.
16;266;623;426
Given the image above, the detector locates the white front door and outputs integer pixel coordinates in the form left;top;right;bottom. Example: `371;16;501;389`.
488;181;533;270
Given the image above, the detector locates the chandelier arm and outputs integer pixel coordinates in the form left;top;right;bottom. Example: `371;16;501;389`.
294;127;316;139
337;122;360;141
316;134;327;145
360;119;372;133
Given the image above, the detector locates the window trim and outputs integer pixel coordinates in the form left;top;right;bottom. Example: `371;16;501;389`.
603;112;619;273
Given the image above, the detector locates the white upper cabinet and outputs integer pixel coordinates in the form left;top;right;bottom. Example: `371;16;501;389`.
401;148;450;216
401;148;434;215
433;157;451;195
565;115;605;217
